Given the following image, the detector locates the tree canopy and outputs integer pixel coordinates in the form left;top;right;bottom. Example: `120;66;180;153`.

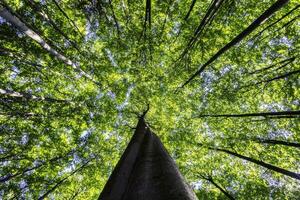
0;0;299;199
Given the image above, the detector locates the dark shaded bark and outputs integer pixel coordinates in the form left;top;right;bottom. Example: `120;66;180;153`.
99;115;197;200
254;69;300;85
184;0;197;20
0;152;71;183
241;68;300;91
24;0;81;52
51;0;83;38
198;110;300;118
38;160;90;200
178;0;225;62
98;117;148;200
0;164;42;183
141;0;151;39
248;57;295;75
258;14;300;43
208;146;300;180
250;4;300;41
178;0;289;89
256;139;300;148
199;175;235;200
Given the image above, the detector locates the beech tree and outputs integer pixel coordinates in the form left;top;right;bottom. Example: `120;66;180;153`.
0;0;299;199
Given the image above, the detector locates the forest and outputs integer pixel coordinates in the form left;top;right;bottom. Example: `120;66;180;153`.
0;0;299;199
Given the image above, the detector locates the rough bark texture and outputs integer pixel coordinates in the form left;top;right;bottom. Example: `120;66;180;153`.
99;117;197;200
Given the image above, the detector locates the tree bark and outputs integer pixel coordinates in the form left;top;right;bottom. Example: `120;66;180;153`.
0;5;96;83
200;175;235;200
184;0;197;20
179;0;289;89
178;0;224;62
24;0;81;52
51;0;83;37
38;160;90;200
209;146;300;180
99;116;197;200
256;138;300;148
0;88;68;103
250;4;300;41
198;110;300;118
248;57;295;75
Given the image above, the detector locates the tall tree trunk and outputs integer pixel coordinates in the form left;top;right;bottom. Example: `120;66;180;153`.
0;5;96;84
199;175;235;200
99;116;197;200
184;0;197;20
51;0;83;37
0;88;69;103
248;57;295;75
198;110;300;118
24;0;81;52
179;0;289;89
208;146;300;180
38;160;90;200
250;4;300;41
178;0;224;61
256;138;300;148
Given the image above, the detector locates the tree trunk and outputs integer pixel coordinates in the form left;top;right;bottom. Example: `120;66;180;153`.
0;5;96;83
250;4;300;41
24;0;81;52
198;110;300;118
0;88;68;103
51;0;83;37
99;116;197;200
179;0;289;89
38;160;90;200
256;138;300;148
179;0;224;61
200;175;235;200
248;57;295;75
209;146;300;180
184;0;197;20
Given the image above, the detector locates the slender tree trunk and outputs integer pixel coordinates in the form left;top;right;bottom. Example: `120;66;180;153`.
178;0;224;61
0;5;96;83
254;69;300;85
24;0;81;52
0;153;70;183
38;160;90;200
250;4;300;41
256;138;300;148
0;164;42;183
0;88;68;103
208;146;300;180
200;175;235;200
184;0;197;20
179;0;289;89
248;57;295;75
51;0;83;37
198;110;300;118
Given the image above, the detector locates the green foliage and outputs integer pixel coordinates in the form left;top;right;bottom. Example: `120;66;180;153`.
0;0;299;199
